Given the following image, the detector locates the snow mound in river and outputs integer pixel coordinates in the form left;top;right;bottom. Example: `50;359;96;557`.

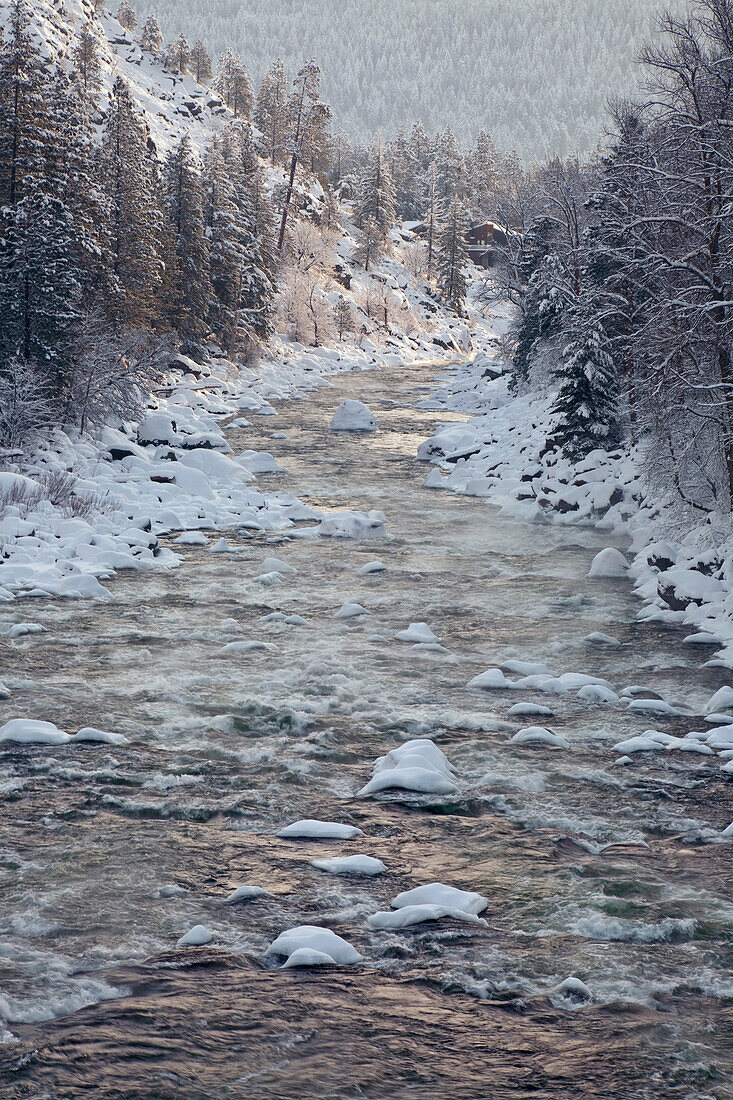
329;401;378;432
277;819;363;840
315;510;387;538
266;926;363;965
588;548;629;578
311;855;386;876
0;719;70;745
358;738;458;797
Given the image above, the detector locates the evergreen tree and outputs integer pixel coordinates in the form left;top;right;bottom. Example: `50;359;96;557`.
355;137;396;269
433;126;466;206
116;2;137;32
72;21;102;102
276;61;330;253
163;134;211;346
100;77;162;327
334;294;353;340
165;34;190;75
436;201;469;312
215;49;253;118
190;41;212;84
140;15;163;55
255;59;288;165
0;192;82;396
551;310;619;458
0;0;51;206
203;136;245;351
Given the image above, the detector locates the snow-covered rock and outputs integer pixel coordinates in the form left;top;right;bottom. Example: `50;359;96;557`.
266;926;362;965
277;819;363;840
334;602;369;619
177;925;213;947
311;855;386;876
510;726;569;748
588;548;629;578
358;738;458;797
74;727;129;745
0;719;70;745
329;400;378;432
225;885;271;904
396;622;440;644
392;883;487;915
358;560;387;574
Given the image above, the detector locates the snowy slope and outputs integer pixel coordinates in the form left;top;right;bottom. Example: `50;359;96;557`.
0;0;229;154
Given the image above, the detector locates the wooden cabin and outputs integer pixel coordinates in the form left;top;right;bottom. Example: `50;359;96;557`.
465;222;508;269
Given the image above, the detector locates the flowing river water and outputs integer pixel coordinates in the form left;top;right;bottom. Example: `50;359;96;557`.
0;359;732;1099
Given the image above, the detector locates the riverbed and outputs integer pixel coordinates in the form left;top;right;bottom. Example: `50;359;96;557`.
0;358;731;1099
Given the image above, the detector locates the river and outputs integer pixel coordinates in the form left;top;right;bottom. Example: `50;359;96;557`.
0;358;731;1099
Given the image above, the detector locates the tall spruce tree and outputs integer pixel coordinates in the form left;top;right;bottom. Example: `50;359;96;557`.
436;201;469;312
255;59;288;165
140;15;163;55
552;309;620;458
190;41;212;84
100;77;162;327
0;0;52;207
72;21;102;102
163;134;211;347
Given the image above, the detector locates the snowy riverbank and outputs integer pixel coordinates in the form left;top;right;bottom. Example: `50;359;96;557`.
418;350;733;669
0;341;450;604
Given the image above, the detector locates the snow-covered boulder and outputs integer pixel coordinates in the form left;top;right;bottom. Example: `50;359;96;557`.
277;819;363;840
588;547;629;578
315;510;387;538
510;726;569;748
225;885;271;904
266;926;362;965
0;719;70;745
177;925;213;947
334;602;368;619
74;727;129;745
396;622;440;644
329;401;378;432
358;738;458;797
311;855;386;876
391;883;487;915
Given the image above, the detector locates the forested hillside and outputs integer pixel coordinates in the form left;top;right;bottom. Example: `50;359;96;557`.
132;0;682;160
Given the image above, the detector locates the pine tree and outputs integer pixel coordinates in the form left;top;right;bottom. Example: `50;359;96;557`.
468;130;499;217
163;134;211;347
116;2;136;32
140;15;163;55
255;59;288;165
436;201;469;313
190;41;212;84
433;126;466;206
0;0;51;207
72;22;102;101
355;138;396;270
276;61;330;253
165;34;190;76
224;122;278;340
214;49;253;118
203;136;245;352
334;294;353;341
100;77;162;327
0;192;82;396
552;310;619;458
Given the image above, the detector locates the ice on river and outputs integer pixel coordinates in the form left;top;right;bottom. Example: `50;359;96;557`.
329;400;378;432
266;926;363;966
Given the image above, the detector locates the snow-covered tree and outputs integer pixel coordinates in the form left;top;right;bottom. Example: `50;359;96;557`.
190;41;212;84
72;22;102;101
100;77;162;327
165;34;190;75
214;49;253;118
334;294;354;340
276;61;331;253
140;15;163;55
552;313;619;458
355;138;396;270
255;59;288;165
116;2;137;32
163;134;211;346
0;0;51;206
436;201;469;312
